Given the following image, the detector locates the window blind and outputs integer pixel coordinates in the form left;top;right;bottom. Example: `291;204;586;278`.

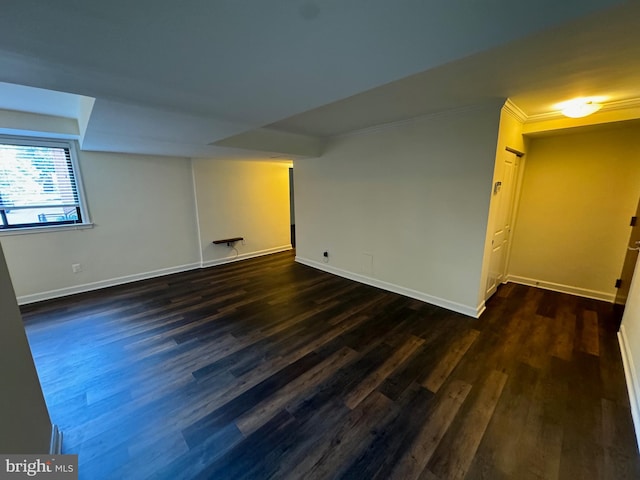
0;141;83;228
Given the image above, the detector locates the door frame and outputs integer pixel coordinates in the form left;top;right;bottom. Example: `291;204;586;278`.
483;146;526;301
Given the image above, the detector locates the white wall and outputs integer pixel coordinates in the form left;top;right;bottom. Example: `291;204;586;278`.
192;158;292;266
0;241;52;453
294;103;503;316
2;151;201;303
508;124;640;301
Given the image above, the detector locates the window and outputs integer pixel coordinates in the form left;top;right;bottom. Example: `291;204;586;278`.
0;137;89;231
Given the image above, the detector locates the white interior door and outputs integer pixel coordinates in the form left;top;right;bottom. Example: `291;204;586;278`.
486;151;520;299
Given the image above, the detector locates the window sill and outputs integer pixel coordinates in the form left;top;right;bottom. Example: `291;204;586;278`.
0;223;95;236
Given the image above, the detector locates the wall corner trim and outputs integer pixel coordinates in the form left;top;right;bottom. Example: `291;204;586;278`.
475;301;487;318
618;325;640;453
295;256;481;318
50;425;62;455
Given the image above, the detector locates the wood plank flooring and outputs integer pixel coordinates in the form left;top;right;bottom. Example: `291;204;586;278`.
21;251;640;479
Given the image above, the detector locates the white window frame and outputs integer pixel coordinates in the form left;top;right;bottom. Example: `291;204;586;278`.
0;135;92;235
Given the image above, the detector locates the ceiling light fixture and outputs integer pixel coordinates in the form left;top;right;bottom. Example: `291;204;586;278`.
558;97;603;118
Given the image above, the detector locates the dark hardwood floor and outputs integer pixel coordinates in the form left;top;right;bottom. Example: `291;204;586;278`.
21;251;640;479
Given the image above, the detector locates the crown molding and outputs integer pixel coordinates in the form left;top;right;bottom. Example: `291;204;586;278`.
524;110;558;122
502;99;527;123
525;97;640;123
600;97;640;113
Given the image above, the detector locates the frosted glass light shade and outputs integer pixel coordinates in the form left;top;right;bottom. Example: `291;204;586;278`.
561;100;602;118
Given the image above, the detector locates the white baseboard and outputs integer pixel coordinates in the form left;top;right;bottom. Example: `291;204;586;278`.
202;245;292;268
17;246;294;305
618;325;640;452
17;262;201;305
507;275;615;303
50;424;62;455
295;256;482;318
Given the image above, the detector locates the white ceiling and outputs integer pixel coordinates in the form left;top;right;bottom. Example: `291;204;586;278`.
0;0;638;158
270;3;640;136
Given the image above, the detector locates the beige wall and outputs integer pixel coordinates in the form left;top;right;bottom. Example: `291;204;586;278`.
0;242;52;453
508;124;640;301
192;158;292;266
2;148;294;303
294;102;503;316
2;151;201;302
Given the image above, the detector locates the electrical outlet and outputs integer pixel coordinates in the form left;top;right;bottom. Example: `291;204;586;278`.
72;263;82;273
323;251;329;258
